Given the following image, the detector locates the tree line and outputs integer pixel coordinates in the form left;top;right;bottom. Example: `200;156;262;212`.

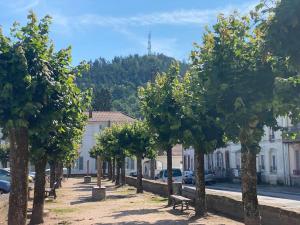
76;54;188;117
0;12;91;225
91;1;300;225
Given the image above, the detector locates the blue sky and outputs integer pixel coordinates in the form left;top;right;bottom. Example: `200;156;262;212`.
0;0;258;65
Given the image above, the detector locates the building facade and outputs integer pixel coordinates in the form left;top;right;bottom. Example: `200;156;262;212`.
183;117;300;186
71;111;135;175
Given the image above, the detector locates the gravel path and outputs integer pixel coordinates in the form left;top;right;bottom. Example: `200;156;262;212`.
41;178;242;225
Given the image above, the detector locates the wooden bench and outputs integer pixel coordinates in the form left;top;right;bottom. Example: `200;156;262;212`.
45;181;58;199
170;194;192;211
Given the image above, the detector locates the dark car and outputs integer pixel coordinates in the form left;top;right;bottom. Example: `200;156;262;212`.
129;171;143;178
0;180;10;194
183;171;216;185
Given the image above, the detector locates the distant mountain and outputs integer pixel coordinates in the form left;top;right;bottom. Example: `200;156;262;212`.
76;54;189;118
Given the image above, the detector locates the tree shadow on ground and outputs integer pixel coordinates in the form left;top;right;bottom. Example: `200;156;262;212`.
106;193;136;200
70;196;95;205
109;208;160;219
94;219;188;225
167;208;194;217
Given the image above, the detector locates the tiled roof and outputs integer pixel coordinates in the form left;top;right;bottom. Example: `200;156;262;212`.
86;111;136;123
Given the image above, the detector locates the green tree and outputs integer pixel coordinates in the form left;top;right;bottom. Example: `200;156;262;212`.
92;87;112;111
0;13;57;225
139;63;182;204
126;121;156;193
193;13;277;225
174;70;225;216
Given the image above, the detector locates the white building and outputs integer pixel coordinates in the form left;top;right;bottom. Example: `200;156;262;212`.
71;111;135;175
183;117;296;185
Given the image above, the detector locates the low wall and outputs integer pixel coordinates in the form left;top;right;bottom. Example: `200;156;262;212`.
126;176;181;197
126;176;300;225
0;194;8;223
183;187;300;225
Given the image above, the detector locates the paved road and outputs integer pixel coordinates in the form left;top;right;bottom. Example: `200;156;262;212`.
184;183;300;213
185;183;300;201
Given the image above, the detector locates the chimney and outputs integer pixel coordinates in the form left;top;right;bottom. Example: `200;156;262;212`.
89;110;93;118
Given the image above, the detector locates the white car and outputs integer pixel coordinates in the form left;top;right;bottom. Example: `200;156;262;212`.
157;169;182;183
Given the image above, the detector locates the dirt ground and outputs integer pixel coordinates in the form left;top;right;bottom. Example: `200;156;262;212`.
36;178;242;225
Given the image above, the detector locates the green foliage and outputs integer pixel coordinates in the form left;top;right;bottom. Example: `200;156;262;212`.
138;63;182;149
126;121;156;159
92;88;112;111
76;54;188;117
91;121;155;161
264;0;300;70
173;70;225;152
193;13;276;151
0;12;91;165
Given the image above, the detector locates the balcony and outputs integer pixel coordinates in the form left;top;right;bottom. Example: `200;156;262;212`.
270;166;277;174
293;170;300;176
282;124;300;143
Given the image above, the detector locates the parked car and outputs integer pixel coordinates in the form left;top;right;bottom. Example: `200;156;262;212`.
157;169;182;183
0;180;11;194
182;171;194;184
0;168;34;183
129;171;137;177
183;171;216;185
0;169;10;182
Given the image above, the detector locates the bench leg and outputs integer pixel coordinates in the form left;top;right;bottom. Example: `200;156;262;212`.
181;202;183;211
173;199;176;210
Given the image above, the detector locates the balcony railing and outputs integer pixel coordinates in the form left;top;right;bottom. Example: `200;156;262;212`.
293;170;300;176
270;166;277;174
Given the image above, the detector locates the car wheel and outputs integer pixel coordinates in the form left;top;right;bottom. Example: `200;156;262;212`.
0;189;4;194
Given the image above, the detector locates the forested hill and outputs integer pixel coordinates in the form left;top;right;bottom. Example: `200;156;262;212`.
76;54;188;118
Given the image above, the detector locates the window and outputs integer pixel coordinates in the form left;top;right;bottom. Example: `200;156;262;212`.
187;155;190;170
191;158;194;171
216;152;224;168
270;155;277;173
79;156;84;170
260;155;265;170
183;156;187;171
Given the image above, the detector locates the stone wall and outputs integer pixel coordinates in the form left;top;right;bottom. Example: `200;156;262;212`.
126;176;300;225
0;194;8;223
126;176;181;197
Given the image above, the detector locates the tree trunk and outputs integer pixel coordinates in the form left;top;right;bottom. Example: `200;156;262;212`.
150;159;155;180
195;148;206;217
97;156;102;187
67;166;71;178
102;161;106;178
241;144;261;225
30;155;47;224
112;158;116;182
115;160;120;185
55;162;63;188
167;147;173;205
121;156;126;185
8;127;29;225
108;159;112;180
136;155;143;193
49;161;56;188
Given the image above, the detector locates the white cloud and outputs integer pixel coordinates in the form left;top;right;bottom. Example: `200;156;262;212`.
0;0;40;13
52;1;258;29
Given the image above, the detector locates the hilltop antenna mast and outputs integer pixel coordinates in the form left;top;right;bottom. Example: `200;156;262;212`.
147;32;152;55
